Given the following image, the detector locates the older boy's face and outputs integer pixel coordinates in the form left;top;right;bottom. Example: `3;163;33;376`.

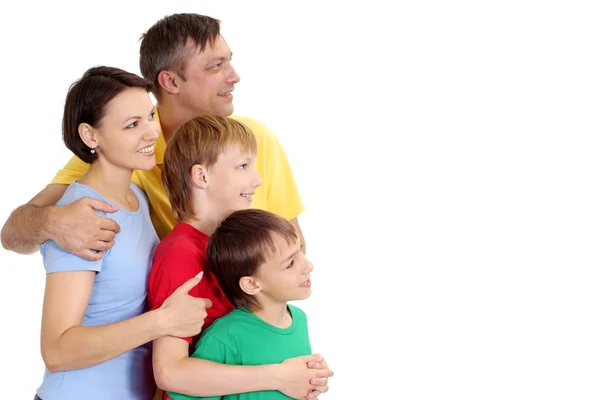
178;35;241;117
205;144;262;216
254;235;314;304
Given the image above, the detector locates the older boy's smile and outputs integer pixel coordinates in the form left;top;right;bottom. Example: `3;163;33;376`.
241;192;254;202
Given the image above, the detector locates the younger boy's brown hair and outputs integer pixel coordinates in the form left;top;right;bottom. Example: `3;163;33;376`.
206;209;297;310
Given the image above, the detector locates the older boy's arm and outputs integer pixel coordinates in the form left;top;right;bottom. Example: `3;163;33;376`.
153;336;331;398
1;184;120;260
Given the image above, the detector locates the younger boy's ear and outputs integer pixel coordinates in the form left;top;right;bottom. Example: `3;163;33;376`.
190;164;208;188
239;276;261;296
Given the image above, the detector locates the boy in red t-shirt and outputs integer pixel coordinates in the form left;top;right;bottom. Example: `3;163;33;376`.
147;115;333;400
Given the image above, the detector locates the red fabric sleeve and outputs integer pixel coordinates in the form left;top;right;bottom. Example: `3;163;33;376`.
148;245;204;345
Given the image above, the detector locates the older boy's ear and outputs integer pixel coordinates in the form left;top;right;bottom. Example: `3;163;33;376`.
157;70;180;95
190;165;208;188
239;276;260;296
78;123;97;149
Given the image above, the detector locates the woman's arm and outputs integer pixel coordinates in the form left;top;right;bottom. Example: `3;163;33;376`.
41;271;209;372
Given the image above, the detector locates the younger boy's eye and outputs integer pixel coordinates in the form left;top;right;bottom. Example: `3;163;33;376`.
126;121;138;129
149;111;156;120
238;164;247;169
286;260;295;269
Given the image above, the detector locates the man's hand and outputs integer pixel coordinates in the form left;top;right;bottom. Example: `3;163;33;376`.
276;354;334;399
159;272;213;338
48;197;120;261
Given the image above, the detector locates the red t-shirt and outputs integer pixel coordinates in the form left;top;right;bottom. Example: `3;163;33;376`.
147;222;234;346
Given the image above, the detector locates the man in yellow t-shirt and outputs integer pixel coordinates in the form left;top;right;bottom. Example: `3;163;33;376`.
0;13;305;260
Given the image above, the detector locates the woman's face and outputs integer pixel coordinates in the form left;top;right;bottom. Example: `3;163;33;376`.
89;87;160;171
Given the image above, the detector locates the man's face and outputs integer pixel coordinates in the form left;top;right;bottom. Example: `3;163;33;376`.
178;35;241;117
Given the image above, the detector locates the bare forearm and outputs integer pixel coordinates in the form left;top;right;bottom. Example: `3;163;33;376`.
44;309;167;372
159;357;278;396
1;204;54;253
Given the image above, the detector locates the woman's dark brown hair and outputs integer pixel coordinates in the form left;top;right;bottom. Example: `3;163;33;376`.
62;66;153;163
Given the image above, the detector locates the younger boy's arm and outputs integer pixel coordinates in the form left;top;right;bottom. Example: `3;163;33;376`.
153;336;331;399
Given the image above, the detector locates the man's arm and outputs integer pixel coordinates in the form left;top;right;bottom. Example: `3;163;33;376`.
1;183;120;260
2;184;69;253
153;336;331;399
289;217;306;253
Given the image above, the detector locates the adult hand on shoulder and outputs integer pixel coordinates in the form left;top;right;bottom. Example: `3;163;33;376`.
50;197;120;261
276;354;334;399
159;272;213;338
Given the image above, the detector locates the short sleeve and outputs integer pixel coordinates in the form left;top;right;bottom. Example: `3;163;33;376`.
264;130;305;220
41;240;103;274
147;246;205;344
50;156;89;185
167;335;239;400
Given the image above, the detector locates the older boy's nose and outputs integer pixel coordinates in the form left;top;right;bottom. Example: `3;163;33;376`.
253;170;262;188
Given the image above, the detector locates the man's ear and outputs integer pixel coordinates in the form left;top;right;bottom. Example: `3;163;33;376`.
157;70;181;95
239;276;261;295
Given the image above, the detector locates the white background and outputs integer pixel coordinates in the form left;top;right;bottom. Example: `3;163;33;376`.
1;0;599;399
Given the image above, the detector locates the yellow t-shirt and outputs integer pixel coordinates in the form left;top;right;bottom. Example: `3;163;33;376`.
51;113;304;240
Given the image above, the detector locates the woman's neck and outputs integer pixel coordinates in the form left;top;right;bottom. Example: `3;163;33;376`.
78;161;137;211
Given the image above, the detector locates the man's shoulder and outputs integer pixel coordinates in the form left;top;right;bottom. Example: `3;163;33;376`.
229;115;276;140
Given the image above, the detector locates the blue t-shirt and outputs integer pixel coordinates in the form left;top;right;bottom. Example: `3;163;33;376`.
36;182;159;400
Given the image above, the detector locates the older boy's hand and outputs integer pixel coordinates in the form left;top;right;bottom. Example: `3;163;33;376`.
306;355;333;398
276;354;333;399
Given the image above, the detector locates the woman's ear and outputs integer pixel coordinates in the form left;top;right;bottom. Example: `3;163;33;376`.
239;276;261;296
78;123;98;150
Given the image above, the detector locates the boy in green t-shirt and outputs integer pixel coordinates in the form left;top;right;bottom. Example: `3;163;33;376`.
168;209;316;400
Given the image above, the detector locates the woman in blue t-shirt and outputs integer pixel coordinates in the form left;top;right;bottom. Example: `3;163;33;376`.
34;66;212;400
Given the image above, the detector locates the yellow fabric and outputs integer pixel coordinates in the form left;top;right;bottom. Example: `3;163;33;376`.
50;112;304;240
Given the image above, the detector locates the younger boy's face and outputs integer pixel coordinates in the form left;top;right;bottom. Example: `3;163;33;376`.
254;234;314;303
205;144;262;216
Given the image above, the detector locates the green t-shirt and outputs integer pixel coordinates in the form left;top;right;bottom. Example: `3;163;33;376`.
168;304;312;400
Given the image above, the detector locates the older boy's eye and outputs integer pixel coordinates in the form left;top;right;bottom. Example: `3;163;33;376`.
126;121;138;129
149;111;156;120
238;164;247;169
